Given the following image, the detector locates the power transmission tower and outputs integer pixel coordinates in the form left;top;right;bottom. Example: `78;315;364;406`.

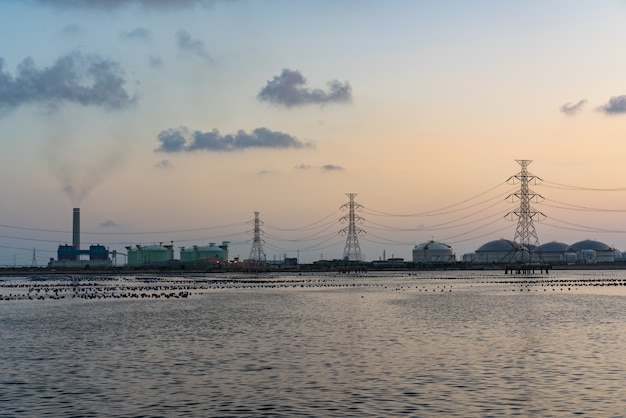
340;193;365;261
31;248;37;268
248;211;266;266
505;160;545;248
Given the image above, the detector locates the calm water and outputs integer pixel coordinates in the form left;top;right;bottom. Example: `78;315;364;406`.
1;270;626;417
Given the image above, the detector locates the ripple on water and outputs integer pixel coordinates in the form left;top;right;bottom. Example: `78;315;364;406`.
1;272;626;416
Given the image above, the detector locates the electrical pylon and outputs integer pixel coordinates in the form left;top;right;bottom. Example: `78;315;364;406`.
31;248;37;268
248;211;266;265
340;193;365;261
505;160;545;248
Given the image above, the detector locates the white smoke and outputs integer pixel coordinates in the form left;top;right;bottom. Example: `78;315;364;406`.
44;110;130;206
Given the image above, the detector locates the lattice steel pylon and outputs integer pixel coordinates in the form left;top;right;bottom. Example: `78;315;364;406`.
248;211;266;265
505;160;545;248
340;193;365;261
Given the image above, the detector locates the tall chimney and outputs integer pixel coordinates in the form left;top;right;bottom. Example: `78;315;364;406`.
73;208;80;260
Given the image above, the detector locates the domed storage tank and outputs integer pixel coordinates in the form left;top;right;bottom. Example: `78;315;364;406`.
567;239;615;263
180;242;229;262
126;244;174;266
535;241;569;265
412;240;455;264
474;239;525;264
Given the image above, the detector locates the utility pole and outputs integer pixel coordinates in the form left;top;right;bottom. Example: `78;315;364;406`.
506;160;545;248
340;193;365;261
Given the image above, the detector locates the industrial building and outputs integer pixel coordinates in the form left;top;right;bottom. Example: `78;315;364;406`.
459;238;622;265
126;244;175;266
46;208;233;268
180;242;229;263
566;239;616;264
534;241;570;264
48;208;113;268
125;242;230;266
461;239;527;264
412;240;456;264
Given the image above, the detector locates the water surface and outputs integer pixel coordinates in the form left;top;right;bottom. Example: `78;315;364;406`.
1;271;625;416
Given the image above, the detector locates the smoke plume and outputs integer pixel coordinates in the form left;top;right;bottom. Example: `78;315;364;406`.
50;142;127;206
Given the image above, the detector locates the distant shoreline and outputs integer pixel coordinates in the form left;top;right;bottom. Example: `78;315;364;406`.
3;263;626;277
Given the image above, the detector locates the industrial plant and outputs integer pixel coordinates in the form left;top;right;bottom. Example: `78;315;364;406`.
38;160;626;271
48;208;113;269
47;208;230;269
125;242;229;266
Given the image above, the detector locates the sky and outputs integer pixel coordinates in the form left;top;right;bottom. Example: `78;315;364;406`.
2;0;626;266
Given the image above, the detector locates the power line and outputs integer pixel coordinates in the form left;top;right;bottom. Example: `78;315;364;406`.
0;222;249;235
443;223;513;245
263;209;341;231
541;217;626;234
263;228;339;243
440;215;510;243
539;199;626;213
364;182;509;217
541;180;626;192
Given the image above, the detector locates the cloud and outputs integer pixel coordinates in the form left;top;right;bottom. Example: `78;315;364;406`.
149;55;163;68
155;159;172;169
30;0;216;10
295;163;345;171
257;69;352;108
560;99;587;116
60;24;82;36
597;95;626;115
176;30;212;63
100;220;120;227
321;164;345;171
121;27;151;42
155;127;311;153
0;52;138;116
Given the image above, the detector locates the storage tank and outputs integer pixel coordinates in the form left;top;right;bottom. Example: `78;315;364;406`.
474;239;521;264
535;241;569;265
180;242;228;262
568;239;614;263
580;249;597;264
412;240;455;263
126;244;174;265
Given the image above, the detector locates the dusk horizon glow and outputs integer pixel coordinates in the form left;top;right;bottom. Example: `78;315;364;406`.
2;0;626;265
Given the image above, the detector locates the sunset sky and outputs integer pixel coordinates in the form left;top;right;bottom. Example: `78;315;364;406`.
2;0;626;265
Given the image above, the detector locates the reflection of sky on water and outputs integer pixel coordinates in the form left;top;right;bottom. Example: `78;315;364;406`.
1;271;626;416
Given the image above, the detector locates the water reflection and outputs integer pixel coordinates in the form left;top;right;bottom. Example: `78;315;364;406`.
1;271;626;416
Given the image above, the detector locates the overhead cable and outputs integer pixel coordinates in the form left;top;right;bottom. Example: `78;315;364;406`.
363;182;509;217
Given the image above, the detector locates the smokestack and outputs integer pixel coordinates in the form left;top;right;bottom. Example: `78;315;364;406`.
73;208;80;259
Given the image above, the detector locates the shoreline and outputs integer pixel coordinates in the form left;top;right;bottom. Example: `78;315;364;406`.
3;262;626;277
